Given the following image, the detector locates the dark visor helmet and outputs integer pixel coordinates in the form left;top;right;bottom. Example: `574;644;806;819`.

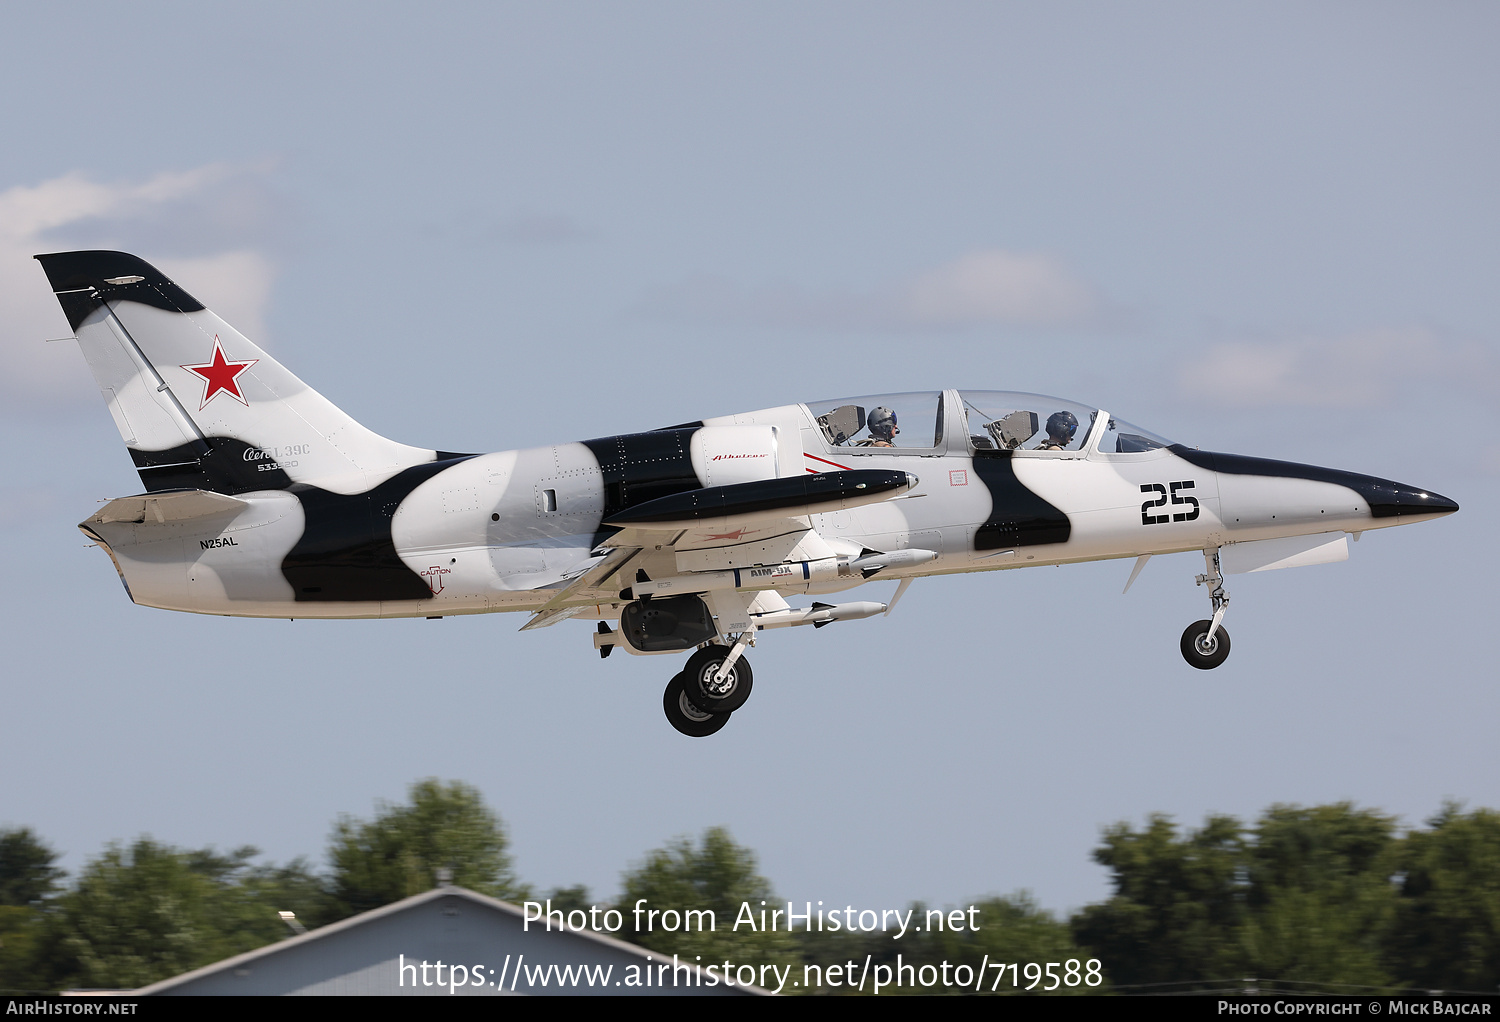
1046;410;1078;444
868;406;899;440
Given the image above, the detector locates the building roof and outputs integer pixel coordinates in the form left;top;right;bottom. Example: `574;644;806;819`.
133;886;769;996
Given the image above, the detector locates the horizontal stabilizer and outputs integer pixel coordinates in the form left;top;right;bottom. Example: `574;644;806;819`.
84;489;248;526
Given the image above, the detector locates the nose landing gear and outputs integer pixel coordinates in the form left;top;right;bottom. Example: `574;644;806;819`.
1183;547;1232;670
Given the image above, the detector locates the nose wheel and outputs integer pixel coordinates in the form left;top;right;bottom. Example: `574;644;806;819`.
1180;620;1231;669
1183;546;1232;669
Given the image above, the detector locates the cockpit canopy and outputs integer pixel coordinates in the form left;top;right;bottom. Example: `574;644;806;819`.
805;390;1174;454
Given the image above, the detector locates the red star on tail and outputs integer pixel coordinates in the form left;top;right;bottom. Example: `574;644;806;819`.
180;336;258;410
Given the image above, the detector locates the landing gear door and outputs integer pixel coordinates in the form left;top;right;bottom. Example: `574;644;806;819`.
707;589;757;638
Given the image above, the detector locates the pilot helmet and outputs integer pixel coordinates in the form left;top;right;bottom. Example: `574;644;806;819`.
1046;410;1078;445
868;406;899;441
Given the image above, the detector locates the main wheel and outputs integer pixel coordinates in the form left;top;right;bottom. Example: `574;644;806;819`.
682;645;754;714
1180;620;1231;670
663;672;732;737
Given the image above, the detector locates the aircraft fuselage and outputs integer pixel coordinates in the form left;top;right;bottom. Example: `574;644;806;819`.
80;392;1455;624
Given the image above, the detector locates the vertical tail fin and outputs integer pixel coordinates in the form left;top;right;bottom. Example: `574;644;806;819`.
36;250;437;494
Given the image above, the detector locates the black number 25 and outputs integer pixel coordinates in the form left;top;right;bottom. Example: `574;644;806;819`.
1141;481;1199;525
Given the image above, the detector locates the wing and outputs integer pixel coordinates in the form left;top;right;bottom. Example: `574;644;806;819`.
601;467;920;577
517;469;921;629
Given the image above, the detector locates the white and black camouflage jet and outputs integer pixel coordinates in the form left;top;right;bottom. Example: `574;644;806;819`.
38;251;1460;736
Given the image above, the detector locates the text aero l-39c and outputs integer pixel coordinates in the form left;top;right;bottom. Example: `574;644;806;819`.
37;251;1459;736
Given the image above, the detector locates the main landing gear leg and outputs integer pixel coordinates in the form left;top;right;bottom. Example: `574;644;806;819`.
712;631;753;688
1181;547;1232;670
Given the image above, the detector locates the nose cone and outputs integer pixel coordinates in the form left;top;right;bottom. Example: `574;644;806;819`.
1169;448;1459;525
1361;478;1459;520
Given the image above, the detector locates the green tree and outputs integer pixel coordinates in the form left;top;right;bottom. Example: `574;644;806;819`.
1391;803;1500;992
1071;812;1247;988
0;905;46;994
543;884;593;917
0;828;64;907
1072;804;1407;992
617;827;798;971
30;839;323;992
1235;803;1399;989
0;827;66;993
325;778;526;920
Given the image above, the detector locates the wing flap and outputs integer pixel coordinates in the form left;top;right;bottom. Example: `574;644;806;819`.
529;545;640;615
518;605;586;631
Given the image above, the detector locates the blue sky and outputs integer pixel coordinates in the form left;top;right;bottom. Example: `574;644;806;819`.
1;3;1495;916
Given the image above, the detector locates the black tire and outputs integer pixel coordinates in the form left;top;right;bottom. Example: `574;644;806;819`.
663;672;732;737
1180;620;1231;670
681;645;754;714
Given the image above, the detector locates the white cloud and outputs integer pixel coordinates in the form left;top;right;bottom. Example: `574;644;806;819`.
0;165;280;407
1177;329;1499;410
901;249;1097;327
635;247;1101;332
